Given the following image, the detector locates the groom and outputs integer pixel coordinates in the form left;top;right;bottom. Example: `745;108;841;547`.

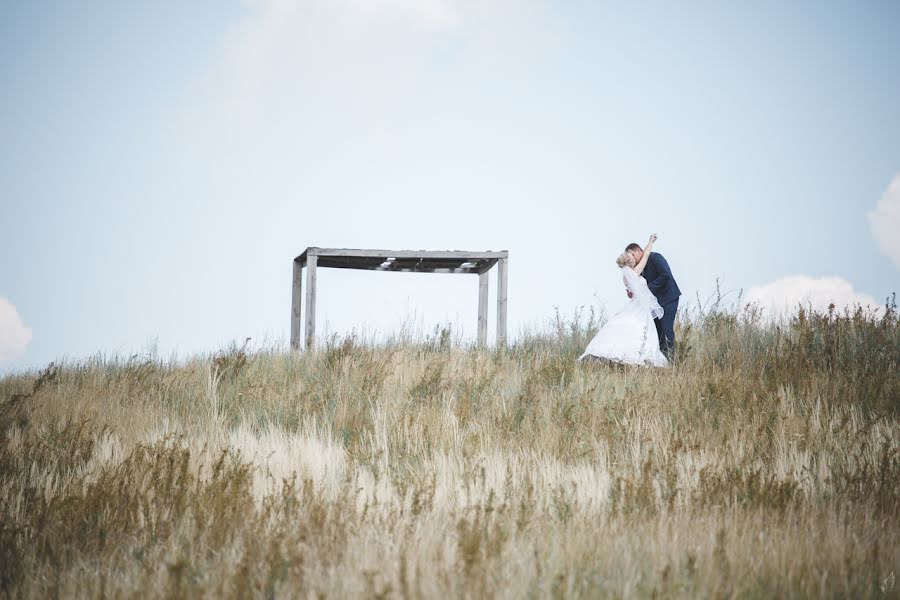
626;241;681;360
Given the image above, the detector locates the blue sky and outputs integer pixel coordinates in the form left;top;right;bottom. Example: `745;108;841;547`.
2;0;899;373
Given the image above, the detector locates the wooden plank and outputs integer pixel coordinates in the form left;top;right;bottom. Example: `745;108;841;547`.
478;270;489;346
290;259;302;350
496;257;508;347
368;267;480;274
318;255;495;265
317;261;490;274
305;254;317;351
307;248;509;260
312;257;484;274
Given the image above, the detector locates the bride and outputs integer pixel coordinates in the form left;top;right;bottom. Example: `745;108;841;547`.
578;234;668;367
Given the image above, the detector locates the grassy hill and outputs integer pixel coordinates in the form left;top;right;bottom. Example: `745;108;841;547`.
1;300;898;598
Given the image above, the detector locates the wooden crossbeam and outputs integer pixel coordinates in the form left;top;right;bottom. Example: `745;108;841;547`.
298;248;508;261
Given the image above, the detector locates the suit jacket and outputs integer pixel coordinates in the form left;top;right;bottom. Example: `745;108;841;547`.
642;252;681;306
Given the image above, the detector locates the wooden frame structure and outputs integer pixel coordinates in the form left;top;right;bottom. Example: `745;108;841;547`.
291;247;509;351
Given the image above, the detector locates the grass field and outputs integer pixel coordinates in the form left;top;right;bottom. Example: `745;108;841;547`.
1;298;898;598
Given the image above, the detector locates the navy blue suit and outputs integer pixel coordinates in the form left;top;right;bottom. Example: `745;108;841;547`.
642;252;681;359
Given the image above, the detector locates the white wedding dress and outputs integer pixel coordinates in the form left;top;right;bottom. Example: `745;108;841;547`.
578;267;669;367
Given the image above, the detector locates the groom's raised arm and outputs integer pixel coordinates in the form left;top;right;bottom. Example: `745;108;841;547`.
646;253;672;295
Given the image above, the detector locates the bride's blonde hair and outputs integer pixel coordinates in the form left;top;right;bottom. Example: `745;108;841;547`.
616;252;635;268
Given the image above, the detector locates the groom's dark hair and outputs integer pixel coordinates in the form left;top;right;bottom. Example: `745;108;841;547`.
625;243;642;252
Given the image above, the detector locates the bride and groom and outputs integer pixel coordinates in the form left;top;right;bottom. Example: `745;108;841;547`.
578;234;681;367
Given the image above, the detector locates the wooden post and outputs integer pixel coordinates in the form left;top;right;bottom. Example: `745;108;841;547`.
477;270;489;347
305;254;318;351
290;259;303;350
496;257;508;347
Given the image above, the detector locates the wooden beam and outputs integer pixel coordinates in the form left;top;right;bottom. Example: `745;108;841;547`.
305;248;509;260
319;258;485;275
368;267;480;274
305;254;317;351
496;257;508;347
478;270;489;346
290;259;302;350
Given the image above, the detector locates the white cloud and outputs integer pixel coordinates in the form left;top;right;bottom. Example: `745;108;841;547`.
743;275;879;319
202;0;499;120
869;174;900;269
168;0;552;179
243;0;476;32
0;298;32;363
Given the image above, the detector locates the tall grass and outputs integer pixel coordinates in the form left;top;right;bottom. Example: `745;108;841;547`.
1;298;898;598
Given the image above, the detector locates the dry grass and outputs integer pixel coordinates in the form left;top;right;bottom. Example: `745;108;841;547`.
1;298;898;598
